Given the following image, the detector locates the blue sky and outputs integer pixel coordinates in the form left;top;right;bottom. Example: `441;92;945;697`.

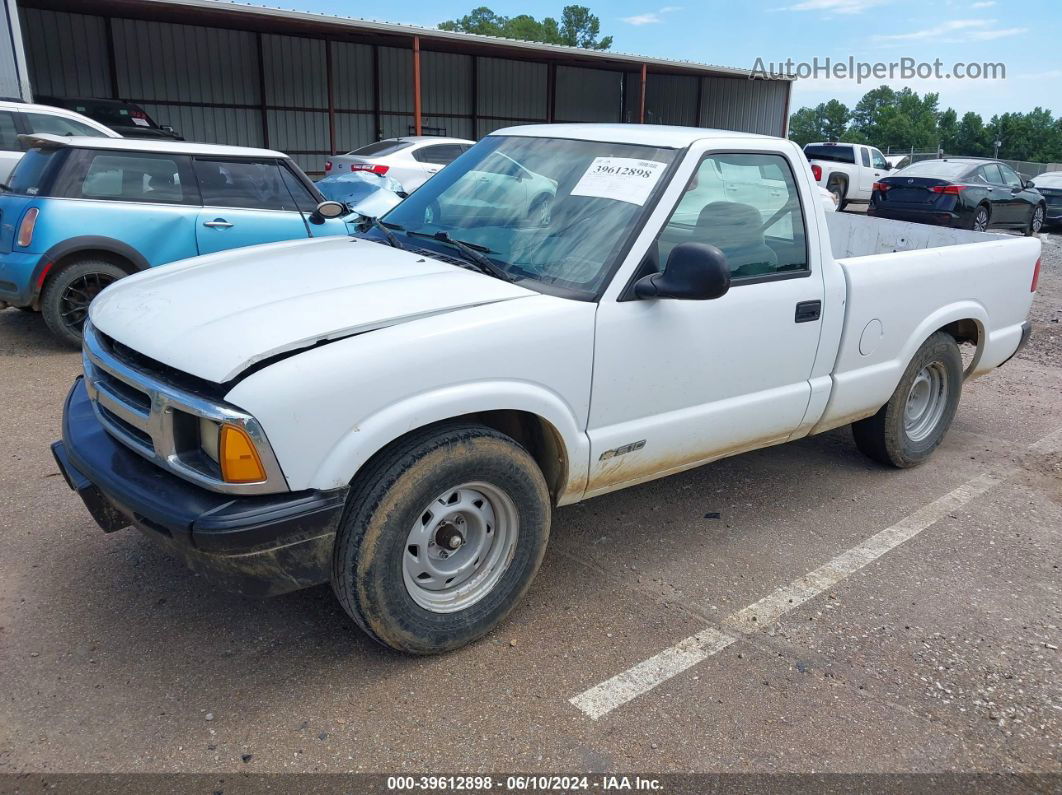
276;0;1060;119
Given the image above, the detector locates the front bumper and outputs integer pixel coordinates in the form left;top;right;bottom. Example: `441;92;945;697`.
52;377;348;596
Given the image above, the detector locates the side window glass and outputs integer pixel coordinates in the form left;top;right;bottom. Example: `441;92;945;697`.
981;163;1004;185
279;165;320;213
870;149;888;170
0;112;19;150
662;153;808;280
58;151;190;204
860;147;871;167
998;165;1022;188
23;112;103;137
194;159;294;211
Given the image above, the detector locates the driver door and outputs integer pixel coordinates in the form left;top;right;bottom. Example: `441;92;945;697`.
586;150;825;496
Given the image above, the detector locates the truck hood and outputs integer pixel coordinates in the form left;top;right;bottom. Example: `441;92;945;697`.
89;236;536;383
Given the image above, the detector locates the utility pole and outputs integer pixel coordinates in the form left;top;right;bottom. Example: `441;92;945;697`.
994;139;1002;158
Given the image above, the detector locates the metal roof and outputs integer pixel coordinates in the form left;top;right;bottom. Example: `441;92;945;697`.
42;0;788;81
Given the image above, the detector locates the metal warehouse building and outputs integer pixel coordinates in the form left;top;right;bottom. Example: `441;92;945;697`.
4;0;792;174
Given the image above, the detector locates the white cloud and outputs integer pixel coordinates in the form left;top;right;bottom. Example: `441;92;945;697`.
783;0;883;13
872;18;1026;44
621;6;682;25
971;1;996;7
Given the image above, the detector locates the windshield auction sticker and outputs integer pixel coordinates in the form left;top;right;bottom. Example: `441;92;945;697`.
571;157;668;205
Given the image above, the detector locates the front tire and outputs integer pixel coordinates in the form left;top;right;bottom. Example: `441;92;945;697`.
852;331;963;468
41;260;126;347
332;424;551;654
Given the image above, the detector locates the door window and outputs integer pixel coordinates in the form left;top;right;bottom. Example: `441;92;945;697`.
998;164;1023;188
0;111;19;151
860;147;871;167
870;149;888;170
55;150;194;204
279;165;321;213
661;153;808;280
979;163;1005;185
22;112;104;137
194;159;295;210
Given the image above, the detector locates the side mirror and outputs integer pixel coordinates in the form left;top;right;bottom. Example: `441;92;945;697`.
634;242;731;301
314;200;348;221
882;163;892;171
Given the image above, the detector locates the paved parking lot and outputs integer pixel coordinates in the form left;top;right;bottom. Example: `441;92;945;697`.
1;229;1060;775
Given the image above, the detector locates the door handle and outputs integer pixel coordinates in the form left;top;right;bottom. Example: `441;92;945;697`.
795;300;821;323
427;168;440;174
203;219;233;228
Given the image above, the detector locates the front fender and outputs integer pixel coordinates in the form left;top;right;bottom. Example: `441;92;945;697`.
310;381;591;505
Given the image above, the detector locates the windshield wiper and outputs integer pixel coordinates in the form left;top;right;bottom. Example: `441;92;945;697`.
405;230;515;283
364;217;404;249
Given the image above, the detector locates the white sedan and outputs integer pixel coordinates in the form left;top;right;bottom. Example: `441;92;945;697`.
325;136;475;192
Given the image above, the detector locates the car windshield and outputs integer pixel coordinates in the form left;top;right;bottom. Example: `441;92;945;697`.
895;160;973;179
4;148;59;194
349;140;412;157
381;135;678;297
803;145;855;164
65;101;158;129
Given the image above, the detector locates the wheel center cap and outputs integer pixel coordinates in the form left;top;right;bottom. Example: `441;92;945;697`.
435;522;464;551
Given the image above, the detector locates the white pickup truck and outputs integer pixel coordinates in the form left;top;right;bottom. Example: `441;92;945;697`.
804;141;893;209
52;124;1040;654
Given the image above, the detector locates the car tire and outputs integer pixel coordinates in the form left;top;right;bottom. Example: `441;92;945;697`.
1025;204;1045;236
828;178;848;211
852;331;963;468
971;204;990;232
41;260;127;348
331;423;551;655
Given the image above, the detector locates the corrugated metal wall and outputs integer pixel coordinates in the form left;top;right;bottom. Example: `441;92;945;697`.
18;6;790;174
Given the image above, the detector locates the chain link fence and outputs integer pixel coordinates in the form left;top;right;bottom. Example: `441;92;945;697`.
884;148;1062;177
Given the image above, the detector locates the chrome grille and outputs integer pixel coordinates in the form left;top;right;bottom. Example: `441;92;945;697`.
82;322;288;495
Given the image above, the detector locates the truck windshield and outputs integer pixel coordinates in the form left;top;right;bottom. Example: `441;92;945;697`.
381;135;678;297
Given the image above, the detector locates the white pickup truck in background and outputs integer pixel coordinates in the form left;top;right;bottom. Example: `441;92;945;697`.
52;124;1040;655
804;141;893;209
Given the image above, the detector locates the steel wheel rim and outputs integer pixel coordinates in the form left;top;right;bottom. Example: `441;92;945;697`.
973;209;988;231
60;272;116;334
904;362;949;442
1032;207;1044;233
402;481;519;613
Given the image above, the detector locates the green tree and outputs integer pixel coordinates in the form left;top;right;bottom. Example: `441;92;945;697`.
439;5;612;49
955;111;990;157
820;99;850;141
786;100;851;146
937;108;958;153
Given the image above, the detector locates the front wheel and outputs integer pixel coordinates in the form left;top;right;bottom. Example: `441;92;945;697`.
1026;204;1045;236
852;331;963;468
41;260;126;347
332;424;551;654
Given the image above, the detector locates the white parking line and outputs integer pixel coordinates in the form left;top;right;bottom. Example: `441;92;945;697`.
568;426;1062;720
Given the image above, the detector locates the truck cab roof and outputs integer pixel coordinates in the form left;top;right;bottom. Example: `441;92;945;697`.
493;123;774;148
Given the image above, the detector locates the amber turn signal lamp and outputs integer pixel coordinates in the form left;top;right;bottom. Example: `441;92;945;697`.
219;425;266;483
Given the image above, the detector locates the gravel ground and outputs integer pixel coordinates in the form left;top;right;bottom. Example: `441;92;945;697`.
0;228;1059;778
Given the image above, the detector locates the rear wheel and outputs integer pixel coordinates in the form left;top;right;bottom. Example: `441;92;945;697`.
971;204;990;232
41;260;127;348
828;178;848;211
853;331;963;468
331;423;551;654
1026;204;1045;236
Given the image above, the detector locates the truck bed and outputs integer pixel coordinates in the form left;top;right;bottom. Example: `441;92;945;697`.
810;212;1040;434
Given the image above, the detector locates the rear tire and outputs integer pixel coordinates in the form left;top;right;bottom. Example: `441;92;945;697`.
971;204;990;232
331;423;551;654
828;178;848;211
41;260;126;347
852;331;963;468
